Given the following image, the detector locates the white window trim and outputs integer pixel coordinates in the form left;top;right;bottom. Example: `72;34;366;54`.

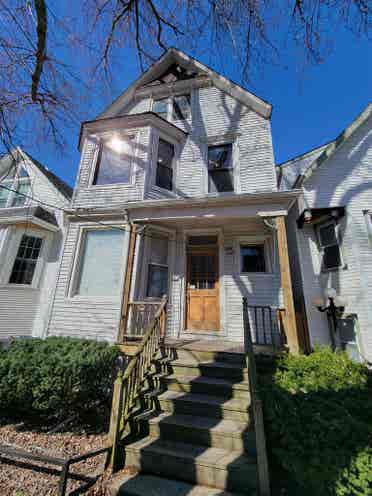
149;129;180;195
316;219;344;272
363;209;372;247
203;137;240;196
151;92;192;123
67;223;129;301
0;175;32;208
87;131;140;189
234;235;273;275
0;226;50;289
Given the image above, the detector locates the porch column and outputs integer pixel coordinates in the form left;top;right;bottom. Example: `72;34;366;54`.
118;223;137;343
276;216;301;354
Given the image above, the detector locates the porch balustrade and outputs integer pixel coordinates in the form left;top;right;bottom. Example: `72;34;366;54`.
246;304;286;349
124;301;162;338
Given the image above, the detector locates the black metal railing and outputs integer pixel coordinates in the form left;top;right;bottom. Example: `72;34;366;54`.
246;304;286;348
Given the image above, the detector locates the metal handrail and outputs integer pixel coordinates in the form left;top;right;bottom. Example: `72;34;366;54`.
107;296;167;470
243;297;271;496
247;304;286;348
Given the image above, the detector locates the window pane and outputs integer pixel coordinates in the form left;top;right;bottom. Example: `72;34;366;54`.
153;98;168;120
172;95;191;120
76;230;125;296
208;144;232;170
11;181;30;207
146;264;168;298
319;223;337;247
93;138;133;185
241;245;266;272
0;183;10;207
323;245;341;269
188;235;218;246
150;235;168;265
9;235;42;285
156;139;174;191
209;170;234;193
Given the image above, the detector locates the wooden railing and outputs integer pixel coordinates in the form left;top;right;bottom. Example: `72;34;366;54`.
243;297;271;496
125;301;161;338
107;296;167;470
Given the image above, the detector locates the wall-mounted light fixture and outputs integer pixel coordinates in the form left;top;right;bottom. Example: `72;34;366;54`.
312;287;347;350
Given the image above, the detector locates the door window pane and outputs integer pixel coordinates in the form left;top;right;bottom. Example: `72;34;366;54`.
9;235;43;285
241;245;266;272
76;229;125;296
156;139;174;191
93;138;134;185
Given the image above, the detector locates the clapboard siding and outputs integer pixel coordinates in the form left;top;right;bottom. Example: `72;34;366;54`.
281;116;372;360
47;221;129;342
0;288;40;339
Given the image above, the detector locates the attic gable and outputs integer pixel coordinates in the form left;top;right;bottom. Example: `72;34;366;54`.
99;48;272;120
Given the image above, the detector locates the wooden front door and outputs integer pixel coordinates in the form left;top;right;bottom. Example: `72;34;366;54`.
186;245;220;331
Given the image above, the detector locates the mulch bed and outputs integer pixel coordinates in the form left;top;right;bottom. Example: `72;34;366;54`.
0;421;108;496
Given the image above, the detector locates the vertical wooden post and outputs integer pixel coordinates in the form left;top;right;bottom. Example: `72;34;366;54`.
276;216;301;354
118;224;137;343
107;371;124;471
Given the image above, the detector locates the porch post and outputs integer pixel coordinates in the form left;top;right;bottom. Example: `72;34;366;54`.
118;223;137;343
276;215;301;354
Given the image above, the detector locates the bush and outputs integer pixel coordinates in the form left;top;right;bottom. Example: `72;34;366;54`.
262;347;372;496
0;337;120;422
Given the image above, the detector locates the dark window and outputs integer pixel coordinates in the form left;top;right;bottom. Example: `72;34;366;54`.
153;98;168;120
9;235;42;285
156;139;174;191
188;235;218;246
208;144;234;193
93;138;133;185
172;95;191;120
146;265;168;298
241;245;266;272
318;222;342;270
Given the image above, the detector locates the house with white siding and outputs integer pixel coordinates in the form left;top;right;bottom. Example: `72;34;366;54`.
279;104;372;362
46;48;306;353
0;148;72;340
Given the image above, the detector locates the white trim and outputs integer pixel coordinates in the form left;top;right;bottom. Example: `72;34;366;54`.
234;235;273;275
202;138;240;196
363;210;372;247
316;219;345;272
0;214;59;232
148;129;181;196
150;92;192;124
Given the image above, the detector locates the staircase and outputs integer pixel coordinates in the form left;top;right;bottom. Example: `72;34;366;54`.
110;345;259;495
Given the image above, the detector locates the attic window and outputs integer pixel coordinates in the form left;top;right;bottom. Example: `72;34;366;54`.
0;167;30;208
152;94;191;122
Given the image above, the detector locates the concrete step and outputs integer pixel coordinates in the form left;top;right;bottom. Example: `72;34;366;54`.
147;412;256;454
169;360;248;381
125;437;257;493
109;472;246;496
157;390;251;422
171;348;245;366
157;373;250;399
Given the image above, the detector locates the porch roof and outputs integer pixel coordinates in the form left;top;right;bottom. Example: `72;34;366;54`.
0;206;59;232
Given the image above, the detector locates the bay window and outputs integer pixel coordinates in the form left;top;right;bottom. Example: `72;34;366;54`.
93;136;134;186
75;229;125;297
155;138;175;191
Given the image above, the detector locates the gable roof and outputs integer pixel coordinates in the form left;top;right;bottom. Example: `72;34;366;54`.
279;103;372;189
99;48;272;120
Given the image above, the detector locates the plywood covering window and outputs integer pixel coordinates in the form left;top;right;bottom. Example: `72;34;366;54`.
0;167;30;208
208;144;234;193
75;229;125;297
9;235;42;285
146;235;169;298
93;136;134;186
317;221;342;271
155;138;175;191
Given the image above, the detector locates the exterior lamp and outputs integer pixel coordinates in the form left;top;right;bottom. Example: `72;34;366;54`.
303;209;312;223
312;287;346;350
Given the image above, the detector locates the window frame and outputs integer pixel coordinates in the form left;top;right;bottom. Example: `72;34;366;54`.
88;133;138;189
235;236;272;275
207;143;235;194
316;220;343;272
68;224;128;300
0;170;31;208
151;93;192;122
150;131;179;194
203;137;239;195
0;227;49;289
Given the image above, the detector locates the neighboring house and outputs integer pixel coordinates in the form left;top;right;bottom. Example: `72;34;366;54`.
0;148;72;340
46;48;305;353
279;104;372;362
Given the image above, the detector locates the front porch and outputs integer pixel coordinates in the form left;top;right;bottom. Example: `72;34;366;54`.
118;191;306;354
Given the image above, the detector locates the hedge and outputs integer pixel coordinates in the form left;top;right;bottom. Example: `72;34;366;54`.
262;347;372;496
0;337;120;421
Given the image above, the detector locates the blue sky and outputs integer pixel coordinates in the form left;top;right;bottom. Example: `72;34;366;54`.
28;25;371;187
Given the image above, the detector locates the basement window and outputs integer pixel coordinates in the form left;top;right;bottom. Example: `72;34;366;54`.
317;221;342;271
208;144;234;193
155;138;175;191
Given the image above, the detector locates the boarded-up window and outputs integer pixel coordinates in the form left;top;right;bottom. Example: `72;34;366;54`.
240;245;266;273
208;144;234;193
93;137;134;185
318;222;342;270
156;139;174;191
9;235;42;285
146;235;169;298
75;229;125;296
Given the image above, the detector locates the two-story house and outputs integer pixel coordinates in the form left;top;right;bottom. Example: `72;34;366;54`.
0;148;72;340
279;104;372;363
46;49;305;353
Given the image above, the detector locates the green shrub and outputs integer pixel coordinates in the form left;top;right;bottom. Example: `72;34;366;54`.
262;347;372;496
0;337;120;421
